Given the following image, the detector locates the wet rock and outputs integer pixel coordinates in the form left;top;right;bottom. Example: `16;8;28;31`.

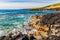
22;35;29;40
46;35;60;40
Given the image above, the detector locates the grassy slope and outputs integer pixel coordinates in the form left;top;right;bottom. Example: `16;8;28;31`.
44;3;60;9
29;3;60;10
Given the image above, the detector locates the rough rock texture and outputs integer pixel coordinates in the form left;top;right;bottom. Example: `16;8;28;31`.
39;13;60;40
40;13;60;25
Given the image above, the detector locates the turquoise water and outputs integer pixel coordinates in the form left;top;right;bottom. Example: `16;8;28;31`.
0;9;56;36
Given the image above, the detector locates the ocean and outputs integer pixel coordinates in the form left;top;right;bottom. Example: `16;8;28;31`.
0;9;56;36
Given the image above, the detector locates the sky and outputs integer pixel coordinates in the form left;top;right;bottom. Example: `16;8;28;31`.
0;0;60;9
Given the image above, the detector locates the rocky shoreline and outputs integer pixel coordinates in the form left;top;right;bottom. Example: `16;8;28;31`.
0;12;60;40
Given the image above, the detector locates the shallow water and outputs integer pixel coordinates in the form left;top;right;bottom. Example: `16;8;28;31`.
0;9;56;36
